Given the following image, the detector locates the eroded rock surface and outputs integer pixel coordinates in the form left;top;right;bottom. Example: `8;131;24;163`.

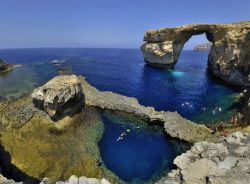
80;76;213;143
51;175;110;184
156;131;250;184
0;174;111;184
0;174;22;184
31;75;84;119
141;21;250;86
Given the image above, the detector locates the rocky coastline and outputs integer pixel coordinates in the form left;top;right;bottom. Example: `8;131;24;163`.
0;74;249;184
141;21;250;86
156;131;250;184
1;20;250;183
79;76;214;143
0;90;121;183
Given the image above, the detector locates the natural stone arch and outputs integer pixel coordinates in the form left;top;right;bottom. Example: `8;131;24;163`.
141;22;250;86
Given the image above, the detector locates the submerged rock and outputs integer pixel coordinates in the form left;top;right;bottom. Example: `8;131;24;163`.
31;75;84;119
157;131;250;184
141;21;250;86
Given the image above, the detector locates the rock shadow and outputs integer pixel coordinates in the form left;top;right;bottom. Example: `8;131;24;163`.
0;144;40;184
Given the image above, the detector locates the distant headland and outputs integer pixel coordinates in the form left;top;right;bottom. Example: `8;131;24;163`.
193;42;212;51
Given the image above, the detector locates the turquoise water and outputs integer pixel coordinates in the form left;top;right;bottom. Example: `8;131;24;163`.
0;48;238;183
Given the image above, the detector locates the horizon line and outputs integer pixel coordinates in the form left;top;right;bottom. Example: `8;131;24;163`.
0;47;197;51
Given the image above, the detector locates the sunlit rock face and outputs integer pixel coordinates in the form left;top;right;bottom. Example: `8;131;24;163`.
31;75;84;119
141;21;250;86
156;132;250;184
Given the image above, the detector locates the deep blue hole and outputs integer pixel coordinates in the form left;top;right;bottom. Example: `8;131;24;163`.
98;112;190;183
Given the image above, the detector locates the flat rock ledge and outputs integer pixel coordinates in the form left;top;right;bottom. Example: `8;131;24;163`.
80;76;213;143
0;175;110;184
156;131;250;184
31;75;84;119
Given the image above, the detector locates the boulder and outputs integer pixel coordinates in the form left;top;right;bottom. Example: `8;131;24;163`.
141;21;250;86
31;75;84;119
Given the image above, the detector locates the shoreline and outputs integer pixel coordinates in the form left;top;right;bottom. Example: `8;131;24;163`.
0;74;248;184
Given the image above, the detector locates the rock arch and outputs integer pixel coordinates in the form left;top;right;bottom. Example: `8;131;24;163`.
141;22;250;86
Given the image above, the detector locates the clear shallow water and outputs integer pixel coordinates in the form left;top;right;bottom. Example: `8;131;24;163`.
0;48;238;182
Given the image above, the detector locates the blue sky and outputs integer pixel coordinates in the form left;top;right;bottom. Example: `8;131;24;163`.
0;0;249;49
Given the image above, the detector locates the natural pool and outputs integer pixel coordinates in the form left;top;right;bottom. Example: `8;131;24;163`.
98;111;190;183
0;48;238;183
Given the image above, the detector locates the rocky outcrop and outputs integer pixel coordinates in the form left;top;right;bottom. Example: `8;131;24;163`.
31;75;84;119
80;76;214;143
0;59;13;73
141;21;250;86
156;131;250;184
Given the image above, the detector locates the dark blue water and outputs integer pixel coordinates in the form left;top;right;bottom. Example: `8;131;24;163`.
0;48;237;183
0;48;237;122
98;111;190;183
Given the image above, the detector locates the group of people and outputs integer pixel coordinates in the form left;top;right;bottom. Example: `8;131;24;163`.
211;123;229;137
211;112;244;137
116;129;131;142
212;107;222;115
181;102;193;109
230;112;244;125
182;103;224;115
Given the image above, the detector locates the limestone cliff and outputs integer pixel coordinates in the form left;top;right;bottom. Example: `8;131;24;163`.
141;21;250;86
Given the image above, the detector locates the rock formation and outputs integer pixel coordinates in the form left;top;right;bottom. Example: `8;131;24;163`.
0;58;13;72
0;174;22;184
156;131;250;184
0;174;111;184
141;21;250;86
31;75;84;119
51;175;110;184
80;76;214;143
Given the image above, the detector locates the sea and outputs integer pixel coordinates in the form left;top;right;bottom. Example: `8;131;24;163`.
0;48;238;183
